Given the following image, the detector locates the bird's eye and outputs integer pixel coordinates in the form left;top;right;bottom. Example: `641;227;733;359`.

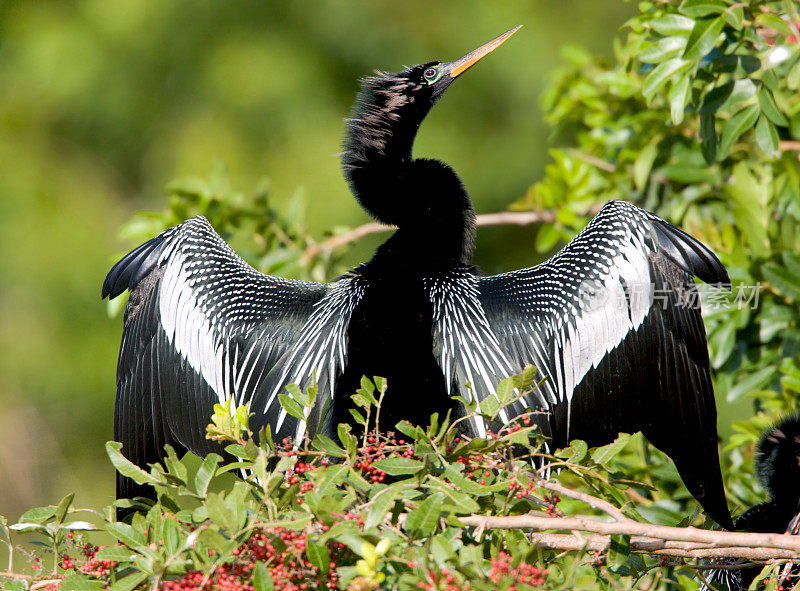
423;67;439;82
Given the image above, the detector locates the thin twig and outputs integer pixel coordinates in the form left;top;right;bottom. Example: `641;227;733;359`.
301;222;391;262
537;480;627;522
300;208;600;262
566;149;617;172
0;571;31;579
31;580;64;590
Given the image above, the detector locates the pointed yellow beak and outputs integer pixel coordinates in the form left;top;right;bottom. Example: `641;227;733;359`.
444;26;522;78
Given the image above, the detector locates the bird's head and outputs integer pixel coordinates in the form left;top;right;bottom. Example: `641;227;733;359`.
343;26;521;168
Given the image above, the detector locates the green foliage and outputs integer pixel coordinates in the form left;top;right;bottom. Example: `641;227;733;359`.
2;373;732;590
512;0;800;512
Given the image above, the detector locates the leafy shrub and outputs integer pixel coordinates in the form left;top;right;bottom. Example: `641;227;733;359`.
2;372;757;591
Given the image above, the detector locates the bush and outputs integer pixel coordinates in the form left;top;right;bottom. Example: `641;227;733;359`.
4;373;793;591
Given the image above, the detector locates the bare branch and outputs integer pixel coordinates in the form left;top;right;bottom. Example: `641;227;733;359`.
526;533;800;560
459;514;800;558
300;208;605;262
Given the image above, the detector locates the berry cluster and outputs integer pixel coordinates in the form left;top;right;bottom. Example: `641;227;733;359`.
589;550;605;568
284;460;318;503
542;494;560;517
454;453;490;482
507;480;536;500
414;567;471;591
488;552;548;588
353;435;414;484
160;525;345;590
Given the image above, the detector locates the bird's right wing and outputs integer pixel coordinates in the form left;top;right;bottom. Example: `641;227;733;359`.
475;200;732;527
103;216;363;500
429;200;731;527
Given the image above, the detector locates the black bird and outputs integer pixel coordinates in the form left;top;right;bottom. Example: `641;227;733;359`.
103;28;732;528
703;415;800;590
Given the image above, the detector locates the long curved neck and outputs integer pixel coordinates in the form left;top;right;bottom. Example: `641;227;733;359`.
342;76;475;269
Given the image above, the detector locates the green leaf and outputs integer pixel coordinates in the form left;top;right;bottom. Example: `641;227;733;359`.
405;492;444;537
502;425;539;446
194;453;221;497
106;522;146;548
633;137;659;191
669;74;691;124
53;492;74;524
718;104;760;160
96;546;137;562
520;365;537;391
700;111;717;164
278;393;306;421
371;457;425;476
252;562;275;591
285;383;309;405
311;434;347;458
722;6;744;29
758;87;789;126
365;487;401;529
108;571;149;591
678;0;725;18
306;539;331;573
349;407;366;425
430;482;482;514
755;116;779;154
479;395;501;417
682;17;724;61
556;439;588;463
756;13;794;37
649;14;695;35
60;573;105;590
106;441;157;486
165;176;209;199
642;58;690;100
708;54;756;75
763;263;800;301
62;521;95;531
727;367;777;402
18;505;56;524
535;223;561;252
608;534;631;567
431;536;456;564
700;81;734;114
591;433;632;466
710;321;737;369
337;423;357;457
639;36;687;63
496;376;515;400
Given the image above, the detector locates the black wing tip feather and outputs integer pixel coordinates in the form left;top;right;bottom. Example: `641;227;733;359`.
599;201;729;288
102;234;166;300
648;215;730;288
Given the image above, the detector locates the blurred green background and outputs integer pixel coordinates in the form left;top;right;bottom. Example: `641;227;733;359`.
0;1;638;519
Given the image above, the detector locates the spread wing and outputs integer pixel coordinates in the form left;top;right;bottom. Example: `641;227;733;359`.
102;216;362;500
432;200;732;528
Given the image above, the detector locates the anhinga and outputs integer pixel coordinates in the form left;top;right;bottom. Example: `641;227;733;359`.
703;415;800;590
103;27;733;528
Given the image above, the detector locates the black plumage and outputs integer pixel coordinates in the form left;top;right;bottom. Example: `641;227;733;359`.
103;28;732;528
702;415;800;590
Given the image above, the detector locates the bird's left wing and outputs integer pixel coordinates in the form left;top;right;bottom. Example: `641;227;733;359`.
103;216;363;500
431;200;732;527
